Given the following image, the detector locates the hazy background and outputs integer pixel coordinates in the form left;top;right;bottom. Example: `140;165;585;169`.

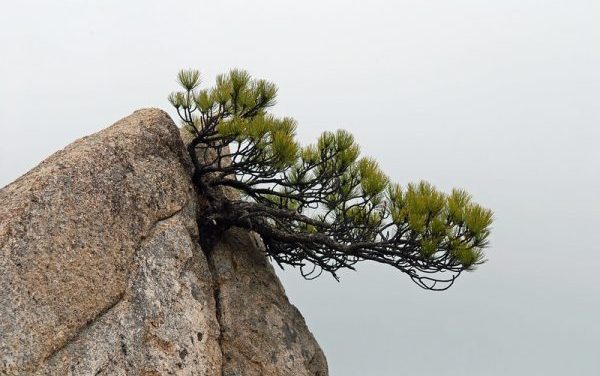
1;1;599;374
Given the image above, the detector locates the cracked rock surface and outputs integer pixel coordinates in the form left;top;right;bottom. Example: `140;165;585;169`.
0;109;328;375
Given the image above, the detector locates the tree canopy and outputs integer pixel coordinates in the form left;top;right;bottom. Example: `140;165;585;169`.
169;69;493;290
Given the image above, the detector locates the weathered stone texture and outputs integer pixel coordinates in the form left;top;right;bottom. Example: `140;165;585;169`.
209;228;328;376
0;109;327;375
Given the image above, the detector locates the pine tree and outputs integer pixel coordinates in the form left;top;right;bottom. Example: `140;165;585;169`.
169;69;493;290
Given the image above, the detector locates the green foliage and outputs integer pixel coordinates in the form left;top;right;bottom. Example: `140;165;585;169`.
387;182;492;269
169;68;494;289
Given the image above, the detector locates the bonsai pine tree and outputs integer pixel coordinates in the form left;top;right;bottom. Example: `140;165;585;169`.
168;69;493;290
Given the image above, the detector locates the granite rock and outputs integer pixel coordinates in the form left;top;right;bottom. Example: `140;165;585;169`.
0;109;327;375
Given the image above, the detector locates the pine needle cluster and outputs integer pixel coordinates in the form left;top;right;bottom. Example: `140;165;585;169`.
169;69;493;290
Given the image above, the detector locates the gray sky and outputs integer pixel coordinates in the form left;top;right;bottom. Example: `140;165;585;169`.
1;1;599;374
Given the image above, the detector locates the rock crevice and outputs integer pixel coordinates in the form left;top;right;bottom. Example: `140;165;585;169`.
203;246;225;376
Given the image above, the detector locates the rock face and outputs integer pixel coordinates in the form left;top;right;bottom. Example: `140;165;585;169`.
0;109;328;375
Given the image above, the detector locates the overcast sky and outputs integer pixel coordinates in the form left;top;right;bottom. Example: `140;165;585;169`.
1;1;599;375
